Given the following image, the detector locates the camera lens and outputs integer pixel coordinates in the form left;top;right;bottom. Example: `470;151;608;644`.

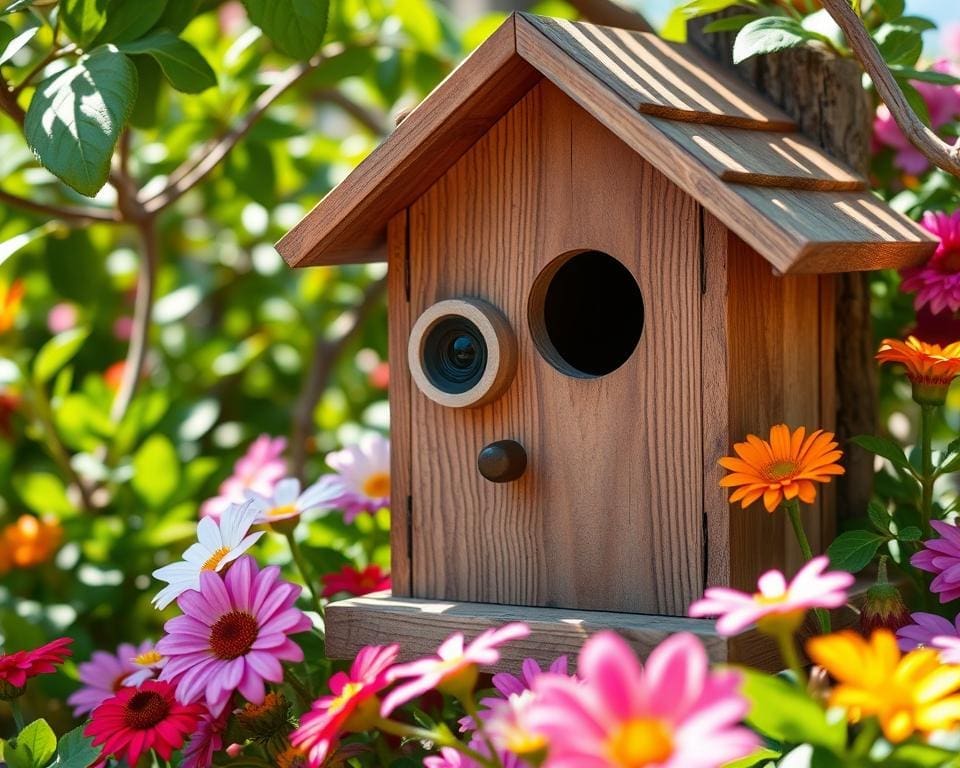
423;316;488;394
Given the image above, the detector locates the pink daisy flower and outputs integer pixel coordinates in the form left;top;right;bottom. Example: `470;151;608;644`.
425;747;475;768
527;631;758;768
321;564;391;598
897;611;960;663
290;644;399;767
68;640;156;716
157;556;311;715
873;60;960;174
201;435;287;520
85;680;203;766
901;210;960;314
182;708;228;768
381;623;530;715
492;656;569;698
688;556;853;636
325;435;391;522
0;637;72;698
912;520;960;603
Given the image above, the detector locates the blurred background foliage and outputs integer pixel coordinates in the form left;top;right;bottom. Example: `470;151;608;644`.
0;0;956;739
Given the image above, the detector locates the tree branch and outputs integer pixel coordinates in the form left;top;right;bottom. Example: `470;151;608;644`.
821;0;960;178
142;48;340;214
566;0;653;33
291;277;388;480
0;187;122;224
314;87;388;136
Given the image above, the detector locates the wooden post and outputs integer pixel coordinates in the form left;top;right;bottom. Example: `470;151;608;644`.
689;15;876;524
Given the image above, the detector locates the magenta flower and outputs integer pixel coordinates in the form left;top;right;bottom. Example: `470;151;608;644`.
381;623;531;715
897;611;960;663
688;556;853;636
528;632;758;768
325;435;390;522
67;640;156;717
290;644;398;767
901;210;960;314
425;748;475;768
182;709;227;768
200;435;287;520
157;556;311;715
873;60;960;174
912;520;960;603
493;656;569;698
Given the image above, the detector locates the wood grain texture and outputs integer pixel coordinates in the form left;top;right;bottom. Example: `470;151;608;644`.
513;15;935;274
408;80;703;616
387;211;412;596
650;119;865;192
522;14;796;131
276;16;541;268
326;590;869;672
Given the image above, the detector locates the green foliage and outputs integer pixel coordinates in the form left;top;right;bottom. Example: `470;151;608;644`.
2;719;57;768
52;727;100;768
732;17;825;64
242;0;329;58
118;30;216;93
826;529;887;572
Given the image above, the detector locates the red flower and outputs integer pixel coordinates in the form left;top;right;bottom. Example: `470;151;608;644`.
322;564;391;598
85;680;203;765
0;637;72;697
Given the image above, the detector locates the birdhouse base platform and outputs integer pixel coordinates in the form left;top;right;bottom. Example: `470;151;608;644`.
325;590;867;673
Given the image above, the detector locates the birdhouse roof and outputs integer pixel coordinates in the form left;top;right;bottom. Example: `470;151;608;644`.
276;13;935;274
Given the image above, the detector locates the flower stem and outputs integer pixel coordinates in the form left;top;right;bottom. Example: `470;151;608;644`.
784;499;830;634
462;691;503;768
375;718;498;768
775;629;807;689
284;531;324;623
920;404;936;537
10;698;24;732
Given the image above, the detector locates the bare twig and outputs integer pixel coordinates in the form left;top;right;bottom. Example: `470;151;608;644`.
566;0;653;32
109;216;158;423
821;0;960;178
314;87;389;136
0;188;122;223
291;277;388;480
0;79;27;128
142;51;335;214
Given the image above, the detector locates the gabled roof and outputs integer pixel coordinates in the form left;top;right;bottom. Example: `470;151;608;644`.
276;13;935;274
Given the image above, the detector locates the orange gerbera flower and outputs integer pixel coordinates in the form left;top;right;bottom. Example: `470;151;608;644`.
719;425;844;513
0;515;63;571
877;337;960;405
0;279;24;334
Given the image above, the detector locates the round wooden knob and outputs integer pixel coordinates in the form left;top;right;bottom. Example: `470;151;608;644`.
477;440;527;483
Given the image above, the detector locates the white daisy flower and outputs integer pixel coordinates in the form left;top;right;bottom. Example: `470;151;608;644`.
245;475;344;524
151;499;264;609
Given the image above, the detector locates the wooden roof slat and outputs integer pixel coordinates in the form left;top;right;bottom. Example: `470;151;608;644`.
649;118;867;192
524;15;797;132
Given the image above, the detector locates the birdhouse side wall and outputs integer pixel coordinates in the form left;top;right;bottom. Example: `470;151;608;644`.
701;215;837;593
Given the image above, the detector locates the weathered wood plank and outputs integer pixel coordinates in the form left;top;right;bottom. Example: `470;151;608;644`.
408;80;704;615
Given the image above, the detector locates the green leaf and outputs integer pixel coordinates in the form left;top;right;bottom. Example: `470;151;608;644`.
131;434;180;507
53;727;100;768
0;19;12;49
33;327;90;385
0;22;37;65
873;0;905;21
25;47;137;196
897;525;922;542
739;667;845;749
892;67;960;86
242;0;329;58
13;471;75;516
90;0;167;45
156;0;197;32
2;0;38;13
61;0;109;47
827;529;887;573
702;13;759;34
899;80;932;126
119;30;215;93
896;15;937;32
1;221;68;270
129;54;164;128
661;0;741;42
874;25;922;67
884;742;960;768
45;230;107;303
722;747;782;768
850;435;915;475
733;17;819;65
868;499;892;534
4;719;57;768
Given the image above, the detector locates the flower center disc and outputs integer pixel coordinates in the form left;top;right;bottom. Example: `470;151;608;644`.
123;690;171;730
133;649;163;666
209;610;259;660
763;460;797;482
362;472;390;499
201;546;232;571
268;503;297;519
607;718;674;767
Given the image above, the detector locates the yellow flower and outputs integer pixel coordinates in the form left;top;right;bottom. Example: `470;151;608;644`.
1;515;62;570
807;630;960;742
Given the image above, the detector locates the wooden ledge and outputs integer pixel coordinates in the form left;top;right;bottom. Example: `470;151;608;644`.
324;592;863;673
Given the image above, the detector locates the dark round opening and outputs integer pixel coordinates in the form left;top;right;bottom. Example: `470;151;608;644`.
423;316;489;394
530;250;644;378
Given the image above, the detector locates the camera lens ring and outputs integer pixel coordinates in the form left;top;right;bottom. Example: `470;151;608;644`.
408;298;517;409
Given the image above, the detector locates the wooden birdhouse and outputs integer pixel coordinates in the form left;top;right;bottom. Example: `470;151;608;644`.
277;14;935;669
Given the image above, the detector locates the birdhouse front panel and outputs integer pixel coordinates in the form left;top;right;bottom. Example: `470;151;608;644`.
397;80;704;616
